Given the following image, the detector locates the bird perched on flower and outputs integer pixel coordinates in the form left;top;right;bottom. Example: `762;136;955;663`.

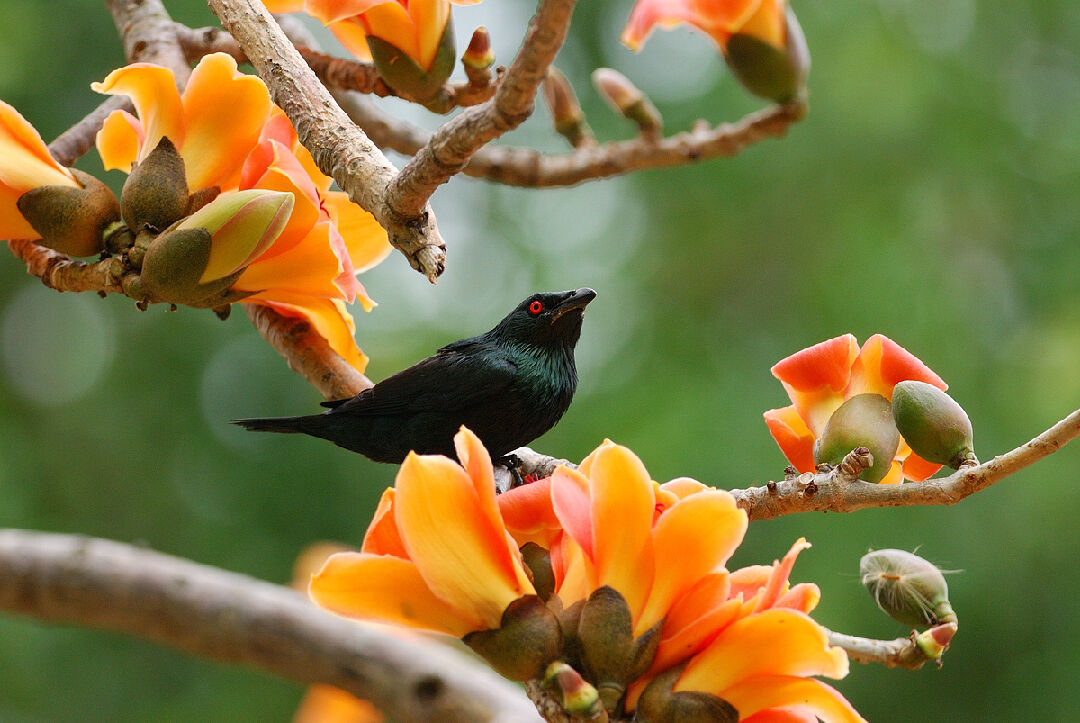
235;288;596;464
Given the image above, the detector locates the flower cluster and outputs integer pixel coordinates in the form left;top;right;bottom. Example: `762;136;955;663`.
0;53;390;371
309;427;863;721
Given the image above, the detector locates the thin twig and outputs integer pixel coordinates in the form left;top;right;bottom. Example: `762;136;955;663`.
826;628;947;671
340;91;806;188
0;530;539;722
207;0;446;282
384;0;578;215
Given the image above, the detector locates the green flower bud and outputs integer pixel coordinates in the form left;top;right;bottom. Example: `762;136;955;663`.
814;393;900;483
592;68;662;138
368;17;456;102
174;189;293;284
120;136;190;232
461;26;493;70
915;622;957;662
543;662;602;718
137;227;246;307
635;665;738;723
463;595;562;682
892;380;976;469
860;549;957;628
724;7;810;104
16;168;120;257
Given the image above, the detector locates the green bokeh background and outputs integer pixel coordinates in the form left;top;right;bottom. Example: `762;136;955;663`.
2;0;1079;720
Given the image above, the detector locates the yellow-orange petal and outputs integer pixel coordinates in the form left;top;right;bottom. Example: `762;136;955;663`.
410;0;452;71
552;533;593;603
360;2;423;66
293;684;384;723
763;405;816;473
754;538;810;612
95;109;143;173
902;451;942;482
659;477;710;500
309;552;473;636
307;0;388;24
497;477;561;549
636;490;747;635
234;219;344;299
322;191;392;274
772;334;860;434
715;676;865;723
576;438;617;478
550;465;594;558
878;459;904;485
741;709;820;723
328;18;375;62
394;452;533;631
732;0;787;48
262;0;306;11
0;101;77;191
774;582;820;614
622;0;754;50
587;444;656;622
847;334;947;400
92;63;184;163
181;53;273;190
361;488;409;558
0;185;39;239
676;609;848;697
244;295;367;372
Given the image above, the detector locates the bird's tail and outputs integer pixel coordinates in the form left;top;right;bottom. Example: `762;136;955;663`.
232;415;320;435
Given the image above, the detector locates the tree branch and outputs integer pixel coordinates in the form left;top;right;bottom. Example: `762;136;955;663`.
826;627;952;671
0;530;538;721
384;0;577;214
206;0;446;282
106;0;191;83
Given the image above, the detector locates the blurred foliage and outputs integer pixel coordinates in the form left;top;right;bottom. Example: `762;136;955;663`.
2;0;1080;720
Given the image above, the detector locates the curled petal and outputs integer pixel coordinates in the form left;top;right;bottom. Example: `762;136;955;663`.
244;295;367;372
847;334;947;400
498;477;561;549
95;110;143;173
902;451;943;482
322;191;392;275
328;19;375;62
754;538;811;612
0;101;77;190
309;552;473;637
92;63;184;164
550;466;594;559
763;405;816;473
774;582;820;614
716;676;864;723
361;487;408;558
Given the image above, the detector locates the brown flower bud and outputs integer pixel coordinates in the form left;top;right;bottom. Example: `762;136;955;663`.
16;168;120;257
461;26;494;70
463;595;562;682
121;136;190;233
592;68;662;138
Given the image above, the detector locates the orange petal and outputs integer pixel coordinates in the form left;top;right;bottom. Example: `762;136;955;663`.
676;609;849;696
742;709;820;723
293;684;384;723
307;0;389;24
92;63;184;163
409;0;451;70
357;2;422;65
181;53;272;190
847;334;947;400
587;444;656;623
0;101;77;191
361;488;409;558
729;564;772;601
328;18;375;62
772;334;860;434
576;438;617;478
658;476;710;500
774;582;820;614
715;676;865;723
95;109;143;173
878;460;904;485
636;490;747;635
322;191;392;274
733;0;787;48
234;220;346;299
763;405;816;473
754;538;811;612
243;142;322;260
550;466;594;559
244;295;367;372
552;533;593;603
0;185;39;239
309;552;473;637
262;0;306;11
902;451;942;482
394;452;532;631
622;0;751;50
497;477;562;549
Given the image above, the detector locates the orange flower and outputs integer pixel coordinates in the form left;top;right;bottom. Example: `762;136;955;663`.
764;334;948;484
0;100;79;240
309;427;535;637
623;0;787;53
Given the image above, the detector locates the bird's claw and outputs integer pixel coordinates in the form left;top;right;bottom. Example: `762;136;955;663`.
495;453;526;490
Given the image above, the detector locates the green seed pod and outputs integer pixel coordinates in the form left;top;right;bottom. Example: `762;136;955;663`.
813;393;900;483
16;168;120;257
543;662;602;718
463;595;562;682
892;380;975;469
860;548;957;628
121;136;190;232
724;7;810;104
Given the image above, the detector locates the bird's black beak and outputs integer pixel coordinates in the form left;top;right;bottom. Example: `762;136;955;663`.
551;287;597;320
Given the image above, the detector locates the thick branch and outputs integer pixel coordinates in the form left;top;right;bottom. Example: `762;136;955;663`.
0;530;538;721
340;91;805;187
207;0;446;282
106;0;191;82
245;305;372;401
385;0;577;214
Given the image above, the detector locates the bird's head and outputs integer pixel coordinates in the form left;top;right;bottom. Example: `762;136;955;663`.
493;288;597;349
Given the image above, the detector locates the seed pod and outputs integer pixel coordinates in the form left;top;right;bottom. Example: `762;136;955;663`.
813;393;900;483
860;548;957;628
892;380;976;468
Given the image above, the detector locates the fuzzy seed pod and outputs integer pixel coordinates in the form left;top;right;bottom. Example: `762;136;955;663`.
860;548;957;628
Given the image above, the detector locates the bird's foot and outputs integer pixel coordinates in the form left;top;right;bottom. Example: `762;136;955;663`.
494;453;526;490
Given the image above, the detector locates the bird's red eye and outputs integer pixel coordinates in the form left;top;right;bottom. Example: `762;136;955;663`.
528;300;544;315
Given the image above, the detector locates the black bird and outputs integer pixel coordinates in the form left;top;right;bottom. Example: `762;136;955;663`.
234;288;596;464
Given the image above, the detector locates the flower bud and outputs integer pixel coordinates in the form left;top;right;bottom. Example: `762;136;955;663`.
461;26;494;70
520;542;556;601
915;622;957;662
368;18;456;101
592;68;662;138
860;549;957;628
120;136;190;232
576;586;661;714
892;380;976;469
813;394;900;483
724;7;810;103
463;595;562;681
544;68;594;148
543;662;602;718
15;168;120;257
635;665;738;723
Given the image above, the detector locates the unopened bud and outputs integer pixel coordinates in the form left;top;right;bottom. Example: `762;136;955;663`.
462;26;494;70
892;380;976;469
915;622;957;661
520;542;556;601
592;68;662;138
463;595;562;681
121;136;190;232
175;189;293;284
636;665;738;723
368;18;456;101
16;168;120;257
724;7;810;103
813;394;900;484
544;68;594;148
543;662;602;717
860;549;957;628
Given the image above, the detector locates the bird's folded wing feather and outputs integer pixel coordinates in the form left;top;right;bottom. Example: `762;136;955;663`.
324;347;517;416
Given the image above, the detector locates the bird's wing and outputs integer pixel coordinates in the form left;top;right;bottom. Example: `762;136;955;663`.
326;346;518;416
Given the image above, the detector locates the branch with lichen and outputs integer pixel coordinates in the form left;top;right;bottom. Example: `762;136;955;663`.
0;530;537;722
